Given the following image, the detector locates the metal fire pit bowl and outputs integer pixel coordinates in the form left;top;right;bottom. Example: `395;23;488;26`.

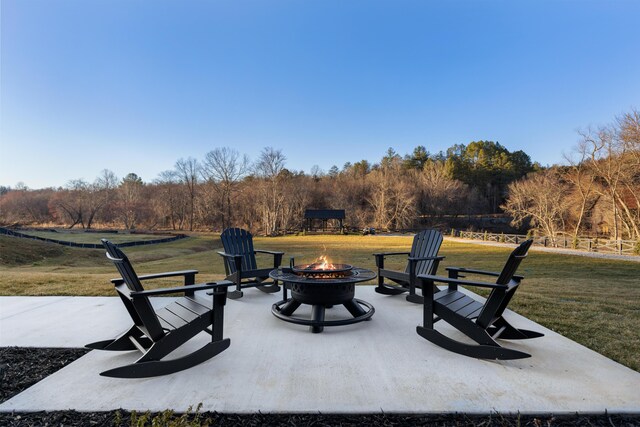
269;265;376;333
290;263;354;278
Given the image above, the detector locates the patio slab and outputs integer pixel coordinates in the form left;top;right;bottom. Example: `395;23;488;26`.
1;287;639;414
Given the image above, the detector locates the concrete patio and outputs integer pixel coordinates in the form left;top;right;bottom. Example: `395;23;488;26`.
1;286;639;414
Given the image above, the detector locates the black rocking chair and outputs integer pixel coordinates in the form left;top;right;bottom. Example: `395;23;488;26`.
86;239;232;378
416;239;543;360
218;227;284;299
374;229;444;303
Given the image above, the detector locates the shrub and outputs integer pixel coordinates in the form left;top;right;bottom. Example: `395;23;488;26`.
116;404;211;427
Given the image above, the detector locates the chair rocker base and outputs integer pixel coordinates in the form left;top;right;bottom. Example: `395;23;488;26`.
257;282;280;294
86;325;152;351
99;338;231;378
416;326;531;360
227;281;281;299
375;283;408;295
228;289;244;299
86;338;128;351
405;293;424;304
487;325;544;340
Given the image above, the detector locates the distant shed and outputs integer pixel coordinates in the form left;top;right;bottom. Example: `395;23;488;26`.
304;209;345;233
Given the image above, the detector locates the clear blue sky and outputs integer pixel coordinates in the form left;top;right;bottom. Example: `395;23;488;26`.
2;0;639;189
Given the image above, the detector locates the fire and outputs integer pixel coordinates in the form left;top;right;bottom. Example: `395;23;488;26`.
309;254;337;270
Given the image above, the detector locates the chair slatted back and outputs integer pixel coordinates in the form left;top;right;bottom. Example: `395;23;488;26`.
101;239;165;341
404;229;444;276
476;239;533;329
220;228;258;275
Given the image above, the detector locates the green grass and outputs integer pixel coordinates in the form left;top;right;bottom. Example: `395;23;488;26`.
1;233;638;371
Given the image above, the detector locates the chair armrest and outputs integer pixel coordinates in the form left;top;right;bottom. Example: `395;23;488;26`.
130;280;234;297
372;252;410;257
417;274;508;290
255;249;284;268
445;266;499;277
445;267;523;281
255;249;284;256
374;251;411;268
217;251;242;261
408;256;445;263
111;270;198;285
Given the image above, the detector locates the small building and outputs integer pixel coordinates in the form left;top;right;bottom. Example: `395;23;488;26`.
304;209;345;233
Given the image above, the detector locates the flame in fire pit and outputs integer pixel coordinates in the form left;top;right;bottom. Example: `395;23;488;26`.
289;246;352;278
308;255;337;270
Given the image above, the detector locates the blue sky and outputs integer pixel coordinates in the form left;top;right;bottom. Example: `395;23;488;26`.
1;0;639;189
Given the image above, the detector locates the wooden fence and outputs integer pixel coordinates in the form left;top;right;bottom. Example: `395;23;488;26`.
454;230;639;256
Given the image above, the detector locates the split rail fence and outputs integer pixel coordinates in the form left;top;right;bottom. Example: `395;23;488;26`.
454;230;639;256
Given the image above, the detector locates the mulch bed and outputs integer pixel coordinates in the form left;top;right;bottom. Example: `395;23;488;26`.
2;411;639;427
1;347;639;426
0;347;89;402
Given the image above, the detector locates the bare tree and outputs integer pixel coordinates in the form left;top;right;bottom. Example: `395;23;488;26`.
563;146;598;241
175;158;200;231
617;110;640;235
419;160;470;218
366;155;416;231
93;169;119;225
48;179;89;228
580;114;640;240
153;170;188;230
279;171;310;232
201;148;249;230
118;173;144;229
502;169;570;244
254;147;287;235
0;188;52;225
80;170;120;229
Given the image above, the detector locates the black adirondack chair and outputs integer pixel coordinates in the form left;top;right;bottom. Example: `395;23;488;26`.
218;228;284;299
374;229;444;303
85;239;232;378
416;239;543;360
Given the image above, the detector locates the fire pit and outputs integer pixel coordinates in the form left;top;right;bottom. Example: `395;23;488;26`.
270;257;376;333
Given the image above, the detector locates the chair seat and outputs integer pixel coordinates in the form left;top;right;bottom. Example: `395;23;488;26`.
156;296;211;331
434;289;483;319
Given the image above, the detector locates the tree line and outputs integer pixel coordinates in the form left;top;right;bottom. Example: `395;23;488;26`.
503;109;640;242
1;109;638;240
0;143;535;234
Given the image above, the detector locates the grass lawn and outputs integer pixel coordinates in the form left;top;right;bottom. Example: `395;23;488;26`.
1;233;638;372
